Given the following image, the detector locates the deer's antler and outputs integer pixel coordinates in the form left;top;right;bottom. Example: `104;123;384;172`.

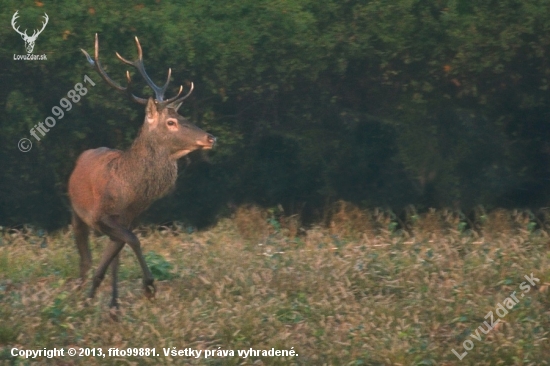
81;34;147;104
82;34;194;108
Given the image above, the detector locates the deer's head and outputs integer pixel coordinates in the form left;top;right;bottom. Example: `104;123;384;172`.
143;98;216;159
11;11;48;54
81;34;216;159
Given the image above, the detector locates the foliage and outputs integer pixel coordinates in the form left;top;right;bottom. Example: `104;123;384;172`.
145;251;174;281
2;0;550;229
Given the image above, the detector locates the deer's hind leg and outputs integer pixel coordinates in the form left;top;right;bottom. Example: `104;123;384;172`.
110;250;121;309
72;211;91;284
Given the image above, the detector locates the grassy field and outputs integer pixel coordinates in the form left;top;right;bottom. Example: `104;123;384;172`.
0;204;549;365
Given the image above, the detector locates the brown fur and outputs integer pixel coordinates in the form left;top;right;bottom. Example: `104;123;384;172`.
69;98;215;308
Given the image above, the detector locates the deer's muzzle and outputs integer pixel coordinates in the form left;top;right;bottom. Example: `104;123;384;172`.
197;134;216;149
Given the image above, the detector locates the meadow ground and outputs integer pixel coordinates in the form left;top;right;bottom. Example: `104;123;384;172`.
0;204;549;365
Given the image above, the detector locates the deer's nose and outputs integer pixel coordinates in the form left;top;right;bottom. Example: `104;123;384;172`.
207;134;216;145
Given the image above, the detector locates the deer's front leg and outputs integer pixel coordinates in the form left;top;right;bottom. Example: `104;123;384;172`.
98;216;155;298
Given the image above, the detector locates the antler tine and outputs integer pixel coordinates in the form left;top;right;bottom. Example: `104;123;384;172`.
161;68;173;99
165;82;194;110
162;84;184;105
124;70;147;104
81;34;147;104
115;37;171;101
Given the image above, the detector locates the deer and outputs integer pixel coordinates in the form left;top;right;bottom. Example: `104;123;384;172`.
11;11;48;53
69;34;216;308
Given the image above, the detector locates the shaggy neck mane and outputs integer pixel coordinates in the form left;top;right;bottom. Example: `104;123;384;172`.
116;128;178;204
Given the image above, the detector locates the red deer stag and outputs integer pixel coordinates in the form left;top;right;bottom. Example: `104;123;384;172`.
69;34;215;308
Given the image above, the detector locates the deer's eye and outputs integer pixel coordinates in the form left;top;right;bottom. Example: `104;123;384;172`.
167;120;177;127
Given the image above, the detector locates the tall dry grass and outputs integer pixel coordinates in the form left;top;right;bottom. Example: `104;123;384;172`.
0;204;549;365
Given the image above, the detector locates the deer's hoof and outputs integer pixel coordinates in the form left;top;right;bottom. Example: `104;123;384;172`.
82;297;93;308
109;306;120;322
76;278;87;290
110;298;119;309
143;280;156;299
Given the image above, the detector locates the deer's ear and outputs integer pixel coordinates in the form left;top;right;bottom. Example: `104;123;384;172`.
145;97;159;129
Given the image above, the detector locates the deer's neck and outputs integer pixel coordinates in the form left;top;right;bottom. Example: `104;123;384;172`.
118;132;178;203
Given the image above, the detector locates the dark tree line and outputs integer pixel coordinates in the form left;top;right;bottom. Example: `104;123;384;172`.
1;0;550;229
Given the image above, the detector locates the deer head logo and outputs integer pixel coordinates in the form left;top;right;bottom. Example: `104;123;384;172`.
11;10;48;54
